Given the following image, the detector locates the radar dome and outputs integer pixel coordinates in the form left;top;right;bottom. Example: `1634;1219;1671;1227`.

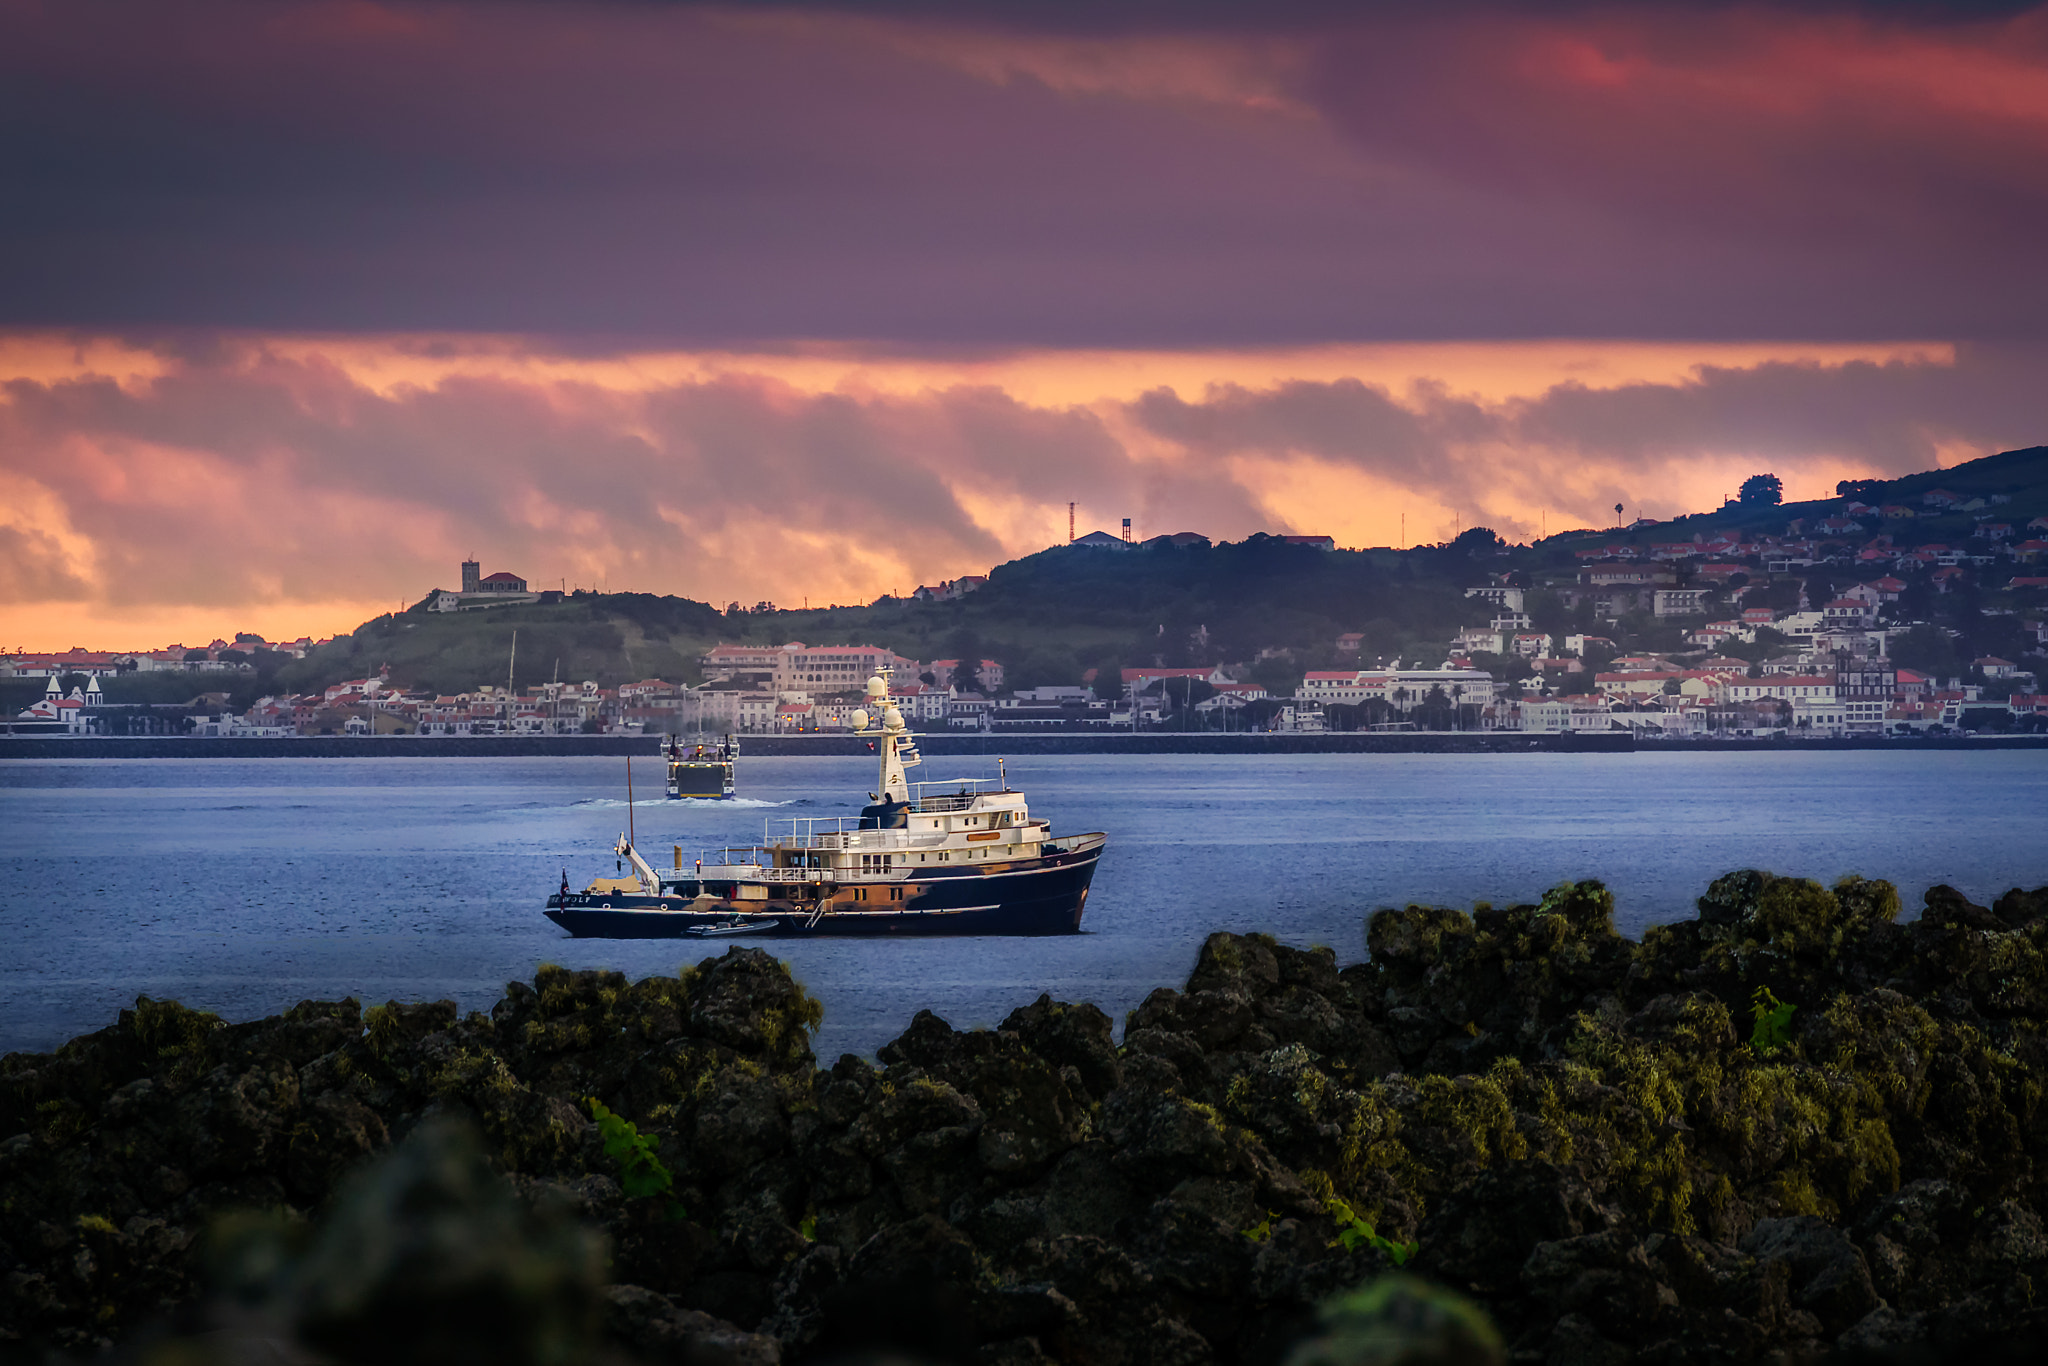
883;706;904;730
849;709;869;731
865;675;887;697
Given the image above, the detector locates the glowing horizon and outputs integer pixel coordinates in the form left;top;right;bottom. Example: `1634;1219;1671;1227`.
0;331;2014;654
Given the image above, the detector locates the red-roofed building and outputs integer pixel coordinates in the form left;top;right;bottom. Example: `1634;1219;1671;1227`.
1720;675;1838;704
912;576;989;601
1823;597;1875;630
430;560;537;611
2;649;129;679
1595;670;1737;701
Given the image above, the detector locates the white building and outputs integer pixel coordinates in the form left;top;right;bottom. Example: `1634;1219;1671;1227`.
1653;588;1712;617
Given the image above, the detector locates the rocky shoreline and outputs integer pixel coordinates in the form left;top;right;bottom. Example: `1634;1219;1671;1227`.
4;872;2046;1364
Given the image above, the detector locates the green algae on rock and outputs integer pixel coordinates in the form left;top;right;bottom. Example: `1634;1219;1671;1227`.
3;876;2047;1363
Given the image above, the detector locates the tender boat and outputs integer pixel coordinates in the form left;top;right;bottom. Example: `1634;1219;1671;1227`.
665;734;738;799
545;670;1105;937
682;918;773;937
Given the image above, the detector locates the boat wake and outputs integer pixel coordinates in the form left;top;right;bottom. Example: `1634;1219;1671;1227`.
571;796;791;810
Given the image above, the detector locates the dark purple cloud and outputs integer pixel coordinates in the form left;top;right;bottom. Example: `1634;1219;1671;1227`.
1;0;2044;344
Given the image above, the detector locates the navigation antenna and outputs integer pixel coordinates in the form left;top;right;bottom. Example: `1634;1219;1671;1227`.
508;628;517;697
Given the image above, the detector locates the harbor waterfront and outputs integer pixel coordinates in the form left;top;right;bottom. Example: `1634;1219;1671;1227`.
3;750;2045;1061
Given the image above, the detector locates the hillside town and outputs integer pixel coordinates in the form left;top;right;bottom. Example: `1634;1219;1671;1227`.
7;487;2048;740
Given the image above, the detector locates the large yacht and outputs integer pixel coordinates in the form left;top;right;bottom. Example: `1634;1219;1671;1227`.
544;670;1105;937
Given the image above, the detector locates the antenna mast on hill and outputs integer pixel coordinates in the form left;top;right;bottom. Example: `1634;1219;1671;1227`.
1069;503;1075;543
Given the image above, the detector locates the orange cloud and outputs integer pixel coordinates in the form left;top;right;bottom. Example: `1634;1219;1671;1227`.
0;333;2039;653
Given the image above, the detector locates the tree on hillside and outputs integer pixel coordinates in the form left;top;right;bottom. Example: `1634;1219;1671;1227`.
1889;623;1962;680
1451;527;1505;556
943;629;985;693
1837;478;1887;498
1744;579;1802;612
1247;655;1304;698
1740;473;1784;506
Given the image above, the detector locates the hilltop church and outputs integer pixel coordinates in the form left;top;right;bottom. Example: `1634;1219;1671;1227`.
427;559;548;612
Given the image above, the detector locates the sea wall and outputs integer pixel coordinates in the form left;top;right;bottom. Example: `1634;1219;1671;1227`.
0;733;1636;759
4;873;2046;1363
10;733;2048;760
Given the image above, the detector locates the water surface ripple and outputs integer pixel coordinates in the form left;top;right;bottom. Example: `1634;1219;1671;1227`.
3;752;2044;1060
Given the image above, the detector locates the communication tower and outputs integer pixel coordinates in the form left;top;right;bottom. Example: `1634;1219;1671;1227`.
1069;502;1075;543
1121;518;1132;544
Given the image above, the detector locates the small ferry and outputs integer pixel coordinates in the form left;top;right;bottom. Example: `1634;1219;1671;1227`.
545;671;1105;937
664;734;738;799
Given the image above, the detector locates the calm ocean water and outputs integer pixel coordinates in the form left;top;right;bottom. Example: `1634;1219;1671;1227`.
3;751;2045;1061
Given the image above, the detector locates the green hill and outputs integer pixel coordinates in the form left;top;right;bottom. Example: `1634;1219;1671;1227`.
256;534;1494;703
1536;444;2048;553
139;443;2044;709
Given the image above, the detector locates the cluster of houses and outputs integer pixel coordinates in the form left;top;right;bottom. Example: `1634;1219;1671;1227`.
11;492;2045;739
5;637;323;735
1;637;317;679
1568;494;2048;583
6;641;1032;738
1287;655;2044;737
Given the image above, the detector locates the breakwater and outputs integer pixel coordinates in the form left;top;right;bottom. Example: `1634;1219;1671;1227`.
0;732;1634;759
10;732;2048;760
5;871;2046;1362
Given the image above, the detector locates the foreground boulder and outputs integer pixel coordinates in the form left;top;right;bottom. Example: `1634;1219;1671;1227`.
1;874;2045;1363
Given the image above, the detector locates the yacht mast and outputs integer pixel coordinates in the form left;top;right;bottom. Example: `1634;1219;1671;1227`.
851;668;919;801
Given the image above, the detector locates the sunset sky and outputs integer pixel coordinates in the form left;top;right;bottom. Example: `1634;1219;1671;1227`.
4;0;2046;650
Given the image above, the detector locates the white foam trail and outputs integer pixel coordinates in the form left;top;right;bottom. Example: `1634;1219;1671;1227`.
571;796;791;810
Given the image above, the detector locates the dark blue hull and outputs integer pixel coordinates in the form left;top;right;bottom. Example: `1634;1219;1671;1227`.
543;836;1103;938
